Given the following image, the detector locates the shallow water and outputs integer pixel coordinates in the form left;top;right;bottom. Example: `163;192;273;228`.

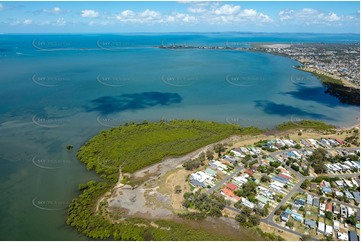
0;33;359;240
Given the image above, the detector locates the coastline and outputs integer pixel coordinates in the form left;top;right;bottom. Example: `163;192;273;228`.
68;119;359;241
251;43;360;90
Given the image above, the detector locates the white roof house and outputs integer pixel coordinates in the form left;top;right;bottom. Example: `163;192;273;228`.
319;203;326;211
241;197;255;209
325;225;333;236
318;222;325;233
337;232;348;241
347;207;355;217
333;220;339;231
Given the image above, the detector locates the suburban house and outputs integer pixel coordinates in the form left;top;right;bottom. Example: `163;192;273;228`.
291;212;303;222
232;176;248;187
334;220;340;231
205;168;217;177
352;192;360;203
280;211;290;222
307;194;313;205
325;225;333;236
304;219;317;229
318;221;325;234
313;197;320;207
348;231;358;241
333;204;341;215
341;205;348;218
335;180;345;187
294;199;305;206
337;232;348;241
326;202;333;212
189;171;215;188
226;183;238;192
241;197;255;209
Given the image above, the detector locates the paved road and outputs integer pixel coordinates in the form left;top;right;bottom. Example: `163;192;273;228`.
263;177;306;223
206;164;246;195
225;203;316;240
211;146;359;239
299;188;360;210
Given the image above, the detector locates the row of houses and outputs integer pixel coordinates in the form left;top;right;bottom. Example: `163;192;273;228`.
263;139;297;150
307;193;358;219
337;231;359;241
301;138;343;149
326;161;360;173
231;146;262;158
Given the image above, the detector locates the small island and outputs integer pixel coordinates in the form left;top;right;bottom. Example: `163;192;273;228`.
67;119;360;241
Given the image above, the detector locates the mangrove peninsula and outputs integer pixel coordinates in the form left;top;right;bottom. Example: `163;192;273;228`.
67;119;360;241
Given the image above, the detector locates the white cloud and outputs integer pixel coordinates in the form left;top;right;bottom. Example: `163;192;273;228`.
116;9;162;24
43;7;62;14
0;3;3;11
55;17;66;26
188;6;206;14
120;10;135;17
166;12;197;23
81;9;99;18
23;19;32;25
279;8;342;24
324;13;341;22
214;4;240;15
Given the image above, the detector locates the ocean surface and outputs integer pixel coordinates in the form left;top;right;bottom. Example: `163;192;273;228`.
0;33;359;240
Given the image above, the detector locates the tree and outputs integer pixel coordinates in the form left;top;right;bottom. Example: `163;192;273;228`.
345;215;357;226
249;215;260;226
241;207;252;217
275;208;283;215
235;213;247;224
206;150;214;160
214;144;226;157
301;179;311;189
198;152;206;162
286;221;294;228
325;211;333;220
261;175;271;183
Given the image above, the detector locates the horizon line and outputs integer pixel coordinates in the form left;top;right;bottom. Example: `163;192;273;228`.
2;31;360;35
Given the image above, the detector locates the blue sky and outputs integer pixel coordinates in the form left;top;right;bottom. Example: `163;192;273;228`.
0;1;359;33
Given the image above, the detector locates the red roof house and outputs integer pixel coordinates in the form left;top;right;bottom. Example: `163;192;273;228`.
226;183;238;191
326;202;333;212
245;169;254;176
221;188;235;197
278;173;292;180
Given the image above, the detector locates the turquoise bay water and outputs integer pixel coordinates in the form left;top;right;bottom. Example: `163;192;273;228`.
0;33;359;240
